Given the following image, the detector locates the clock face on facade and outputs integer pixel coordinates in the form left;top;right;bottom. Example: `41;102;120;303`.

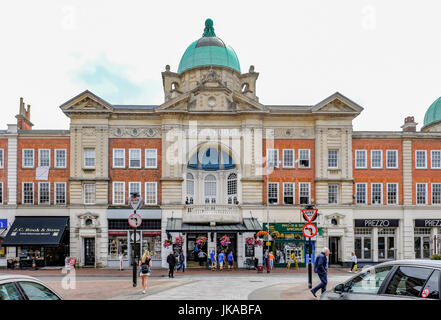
208;97;216;107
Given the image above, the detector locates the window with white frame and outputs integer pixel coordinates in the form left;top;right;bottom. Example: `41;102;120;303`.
0;149;3;168
186;173;194;204
55;149;66;168
283;149;294;168
267;182;279;204
298;149;310;168
112;182;125;205
145;182;157;205
386;150;398;169
38;149;50;167
145;149;157;168
283;182;294;204
416;183;427;205
371;150;383;168
83;184;95;204
129;149;141;168
432;183;441;205
22;149;34;168
356;183;367;204
129;182;141;198
328;184;338;204
38;182;50;204
328;150;338;168
84;149;95;168
0;182;3;204
113;149;125;168
22;182;34;204
355;150;367;169
55;182;66;205
204;175;217;204
299;182;310;204
227;173;237;204
371;183;383;205
387;183;398;205
267;149;279;168
431;150;441;169
415;150;427;169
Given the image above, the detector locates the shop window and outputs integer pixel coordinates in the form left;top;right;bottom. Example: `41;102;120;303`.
371;150;383;168
356;183;367;204
38;149;50;167
283;182;294;205
298;149;310;168
142;234;161;260
22;182;34;204
283;149;294;168
355;150;367;169
432;183;441;205
416;183;427;205
113;149;125;168
267;182;278;204
328;184;338;204
55;149;66;168
38;182;50;205
431;150;441;169
108;234;128;260
299;183;310;205
145;149;157;168
415;150;427;169
371;183;383;205
387;183;398;205
22;149;34;168
354;228;372;260
129;149;141;168
83;148;95;168
55;182;66;205
113;182;125;205
384;267;433;297
145;182;157;205
328;150;338;169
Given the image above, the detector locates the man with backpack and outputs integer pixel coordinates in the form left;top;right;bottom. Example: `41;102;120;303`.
311;247;330;298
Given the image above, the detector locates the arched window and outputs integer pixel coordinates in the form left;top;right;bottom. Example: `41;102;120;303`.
204;174;217;204
186;173;194;204
227;173;237;204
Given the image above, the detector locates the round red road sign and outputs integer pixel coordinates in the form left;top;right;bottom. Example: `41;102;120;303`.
421;288;430;298
302;223;318;238
128;213;142;228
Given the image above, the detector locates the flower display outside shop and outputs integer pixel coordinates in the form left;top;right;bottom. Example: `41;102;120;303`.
163;239;172;248
254;239;263;247
174;236;184;246
196;236;207;246
220;235;231;247
256;230;269;239
245;237;255;245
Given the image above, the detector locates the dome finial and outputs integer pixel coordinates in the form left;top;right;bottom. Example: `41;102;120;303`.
203;18;216;37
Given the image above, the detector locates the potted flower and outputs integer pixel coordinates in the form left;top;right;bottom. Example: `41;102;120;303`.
220;235;231;247
254;239;263;247
196;236;207;246
245;237;255;245
174;236;184;246
256;230;269;239
163;239;172;248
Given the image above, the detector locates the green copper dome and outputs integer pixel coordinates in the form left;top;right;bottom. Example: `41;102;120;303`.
177;19;241;74
424;97;441;127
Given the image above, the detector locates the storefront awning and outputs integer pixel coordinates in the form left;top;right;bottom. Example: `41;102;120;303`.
166;218;262;232
2;217;69;247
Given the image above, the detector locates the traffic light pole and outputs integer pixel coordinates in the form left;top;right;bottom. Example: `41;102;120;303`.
132;209;137;288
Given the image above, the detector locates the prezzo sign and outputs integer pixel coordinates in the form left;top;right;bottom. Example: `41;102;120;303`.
415;219;441;227
355;219;399;227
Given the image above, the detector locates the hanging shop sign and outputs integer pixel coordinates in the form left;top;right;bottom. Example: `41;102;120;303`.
355;219;399;228
415;219;441;227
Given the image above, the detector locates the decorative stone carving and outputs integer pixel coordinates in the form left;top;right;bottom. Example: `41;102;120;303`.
109;127;160;138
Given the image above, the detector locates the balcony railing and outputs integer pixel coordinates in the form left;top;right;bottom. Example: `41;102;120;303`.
183;205;242;224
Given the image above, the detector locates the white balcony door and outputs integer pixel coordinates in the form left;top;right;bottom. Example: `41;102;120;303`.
204;174;217;204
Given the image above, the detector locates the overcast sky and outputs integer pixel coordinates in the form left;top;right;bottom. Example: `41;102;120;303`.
1;1;440;131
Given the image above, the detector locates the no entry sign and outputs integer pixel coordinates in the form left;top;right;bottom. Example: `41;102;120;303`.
302;223;318;238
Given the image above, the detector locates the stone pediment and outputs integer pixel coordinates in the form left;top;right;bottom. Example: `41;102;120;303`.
60;90;114;115
312;92;363;115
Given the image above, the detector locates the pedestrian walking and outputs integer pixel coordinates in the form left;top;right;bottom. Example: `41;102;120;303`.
218;250;226;271
349;252;358;273
119;253;124;271
227;251;234;270
310;247;330;298
167;251;177;278
197;249;207;267
268;251;275;271
138;250;152;294
210;249;217;271
193;243;199;262
176;250;185;272
263;249;269;270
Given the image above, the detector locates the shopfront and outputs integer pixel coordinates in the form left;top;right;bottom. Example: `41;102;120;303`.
2;216;70;268
107;209;162;268
414;219;441;258
267;223;321;268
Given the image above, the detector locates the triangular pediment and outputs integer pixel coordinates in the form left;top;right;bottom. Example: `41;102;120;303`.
60;90;114;115
312;92;363;115
232;92;269;113
156;93;191;112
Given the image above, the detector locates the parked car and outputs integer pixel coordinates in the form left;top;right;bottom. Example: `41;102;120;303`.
0;274;63;300
321;259;441;300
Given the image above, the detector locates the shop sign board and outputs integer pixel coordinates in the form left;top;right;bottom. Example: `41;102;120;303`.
415;219;441;227
354;219;399;228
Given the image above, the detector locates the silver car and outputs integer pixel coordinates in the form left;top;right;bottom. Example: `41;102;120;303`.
321;260;441;300
0;274;63;300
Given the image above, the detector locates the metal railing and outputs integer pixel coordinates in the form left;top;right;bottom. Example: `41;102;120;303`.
186;204;240;215
184;204;241;223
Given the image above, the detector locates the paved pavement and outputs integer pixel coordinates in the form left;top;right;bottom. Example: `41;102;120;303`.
0;267;354;300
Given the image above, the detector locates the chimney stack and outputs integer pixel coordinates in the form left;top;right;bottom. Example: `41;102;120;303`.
401;116;417;132
15;97;34;130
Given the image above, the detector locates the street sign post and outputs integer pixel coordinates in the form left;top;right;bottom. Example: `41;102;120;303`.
301;208;318;223
129;193;143;288
302;206;318;289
